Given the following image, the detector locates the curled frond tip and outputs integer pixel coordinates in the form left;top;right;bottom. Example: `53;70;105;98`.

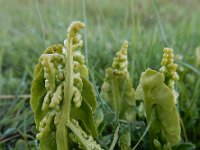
67;21;85;39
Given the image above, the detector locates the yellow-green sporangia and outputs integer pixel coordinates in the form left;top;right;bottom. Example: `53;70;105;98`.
101;41;136;149
136;48;181;149
30;21;102;150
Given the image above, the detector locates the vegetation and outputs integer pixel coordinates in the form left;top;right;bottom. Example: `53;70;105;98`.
0;0;200;149
31;21;101;150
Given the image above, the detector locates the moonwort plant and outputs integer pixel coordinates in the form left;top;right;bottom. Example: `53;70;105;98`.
101;40;135;122
101;41;135;149
136;48;181;149
30;20;189;150
30;21;102;150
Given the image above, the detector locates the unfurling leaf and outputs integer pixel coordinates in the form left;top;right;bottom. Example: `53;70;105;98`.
136;48;181;148
139;68;180;146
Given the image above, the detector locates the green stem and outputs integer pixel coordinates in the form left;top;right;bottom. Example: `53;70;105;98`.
152;0;169;47
180;117;188;142
56;39;73;150
132;106;156;150
109;125;120;150
66;120;102;150
112;76;121;114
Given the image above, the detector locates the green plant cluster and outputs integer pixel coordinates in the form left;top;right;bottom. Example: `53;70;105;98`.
31;21;101;150
29;21;196;150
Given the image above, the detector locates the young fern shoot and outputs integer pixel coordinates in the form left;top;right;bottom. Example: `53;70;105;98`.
136;48;181;149
101;41;136;149
30;21;102;150
101;40;136;122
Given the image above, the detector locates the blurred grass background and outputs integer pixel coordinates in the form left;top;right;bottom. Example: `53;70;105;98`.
0;0;200;149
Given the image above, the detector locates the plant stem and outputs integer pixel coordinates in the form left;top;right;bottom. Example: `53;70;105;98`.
132;106;156;150
152;0;169;47
56;38;73;150
112;77;121;114
109;125;120;150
